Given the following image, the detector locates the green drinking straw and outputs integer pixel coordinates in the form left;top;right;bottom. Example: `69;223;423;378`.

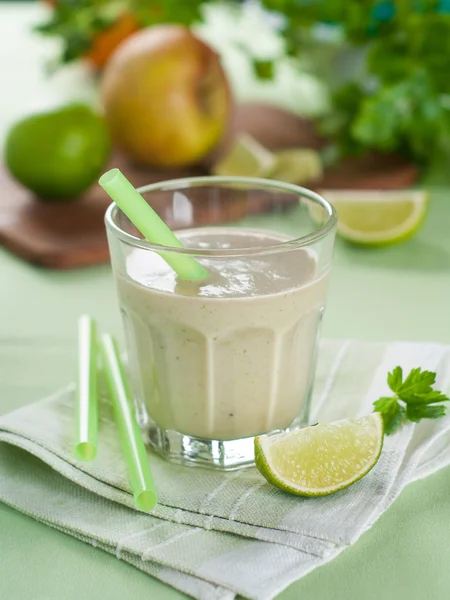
99;334;158;512
75;315;98;461
99;168;208;281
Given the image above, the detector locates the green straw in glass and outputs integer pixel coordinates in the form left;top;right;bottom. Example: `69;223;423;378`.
99;333;158;512
99;168;208;281
75;315;98;461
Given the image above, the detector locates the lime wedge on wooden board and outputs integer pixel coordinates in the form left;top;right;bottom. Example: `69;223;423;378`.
271;148;323;184
212;134;276;177
255;413;384;497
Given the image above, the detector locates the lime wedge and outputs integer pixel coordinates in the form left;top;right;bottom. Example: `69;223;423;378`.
255;413;384;497
316;190;429;246
212;134;276;177
271;148;323;184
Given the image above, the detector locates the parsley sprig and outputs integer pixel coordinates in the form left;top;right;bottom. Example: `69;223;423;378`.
373;367;449;435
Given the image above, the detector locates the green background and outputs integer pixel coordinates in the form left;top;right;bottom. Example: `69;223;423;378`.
1;3;450;598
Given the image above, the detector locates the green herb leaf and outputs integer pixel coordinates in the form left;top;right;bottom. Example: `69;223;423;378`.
405;390;450;405
406;404;447;423
397;368;436;399
374;366;448;435
373;397;405;435
387;366;403;393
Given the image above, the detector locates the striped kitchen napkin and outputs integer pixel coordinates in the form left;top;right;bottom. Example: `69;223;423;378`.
1;339;450;600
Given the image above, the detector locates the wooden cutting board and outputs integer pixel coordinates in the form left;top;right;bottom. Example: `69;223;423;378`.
0;105;418;269
0;152;206;269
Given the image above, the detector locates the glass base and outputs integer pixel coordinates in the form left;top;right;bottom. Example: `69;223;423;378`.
146;416;306;470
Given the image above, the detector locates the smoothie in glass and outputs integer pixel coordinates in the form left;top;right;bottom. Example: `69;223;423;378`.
105;176;336;469
117;228;328;440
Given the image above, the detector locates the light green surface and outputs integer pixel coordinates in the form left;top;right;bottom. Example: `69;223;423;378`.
1;197;450;600
1;4;450;599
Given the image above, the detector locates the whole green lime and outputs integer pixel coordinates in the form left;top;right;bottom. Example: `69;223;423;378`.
4;104;111;201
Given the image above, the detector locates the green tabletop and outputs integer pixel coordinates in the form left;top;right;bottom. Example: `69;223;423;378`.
1;4;450;599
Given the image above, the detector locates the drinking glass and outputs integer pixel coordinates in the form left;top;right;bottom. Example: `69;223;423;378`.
105;176;337;469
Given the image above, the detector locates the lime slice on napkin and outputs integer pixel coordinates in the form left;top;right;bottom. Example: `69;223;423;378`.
314;190;428;246
212;134;276;177
255;413;384;497
271;148;323;184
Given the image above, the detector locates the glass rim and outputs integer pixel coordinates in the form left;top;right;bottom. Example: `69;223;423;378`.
104;175;337;257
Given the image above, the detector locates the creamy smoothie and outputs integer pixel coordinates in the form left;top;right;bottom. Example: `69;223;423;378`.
117;228;329;441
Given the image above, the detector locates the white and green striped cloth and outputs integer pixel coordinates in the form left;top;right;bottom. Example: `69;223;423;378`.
1;340;450;600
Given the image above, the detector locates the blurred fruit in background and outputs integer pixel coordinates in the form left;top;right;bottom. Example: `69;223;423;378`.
36;1;450;176
84;13;139;69
4;105;111;201
212;133;323;185
26;2;419;205
100;25;231;167
37;1;143;68
36;1;204;69
213;134;276;178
